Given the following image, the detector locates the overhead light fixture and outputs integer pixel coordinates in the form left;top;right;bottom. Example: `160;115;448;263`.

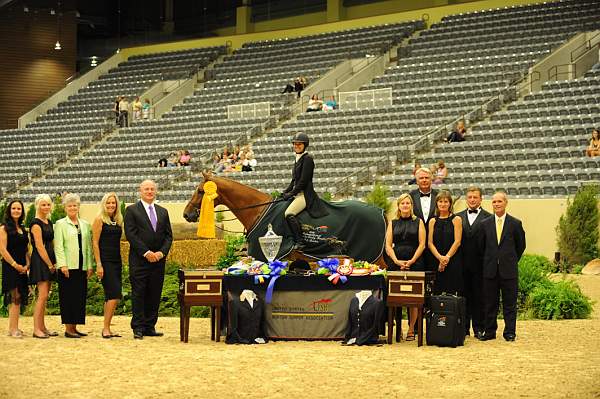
54;40;61;50
23;6;29;12
90;56;98;66
116;48;120;54
50;9;55;15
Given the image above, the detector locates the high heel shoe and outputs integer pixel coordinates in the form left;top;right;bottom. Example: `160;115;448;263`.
44;329;59;337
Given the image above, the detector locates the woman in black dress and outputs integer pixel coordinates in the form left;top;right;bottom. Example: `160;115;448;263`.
0;200;30;338
92;192;124;338
29;194;57;338
428;190;463;296
385;193;426;340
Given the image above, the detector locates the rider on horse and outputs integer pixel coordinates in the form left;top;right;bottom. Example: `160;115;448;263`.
281;132;328;250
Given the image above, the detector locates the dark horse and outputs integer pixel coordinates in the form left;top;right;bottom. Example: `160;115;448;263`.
183;172;387;266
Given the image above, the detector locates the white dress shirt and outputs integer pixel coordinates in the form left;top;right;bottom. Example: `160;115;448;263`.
419;191;432;222
467;208;481;226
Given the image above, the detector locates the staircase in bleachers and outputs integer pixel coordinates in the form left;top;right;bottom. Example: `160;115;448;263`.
274;0;599;201
3;45;225;201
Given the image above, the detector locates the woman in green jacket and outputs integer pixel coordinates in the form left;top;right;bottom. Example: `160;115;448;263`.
54;193;95;338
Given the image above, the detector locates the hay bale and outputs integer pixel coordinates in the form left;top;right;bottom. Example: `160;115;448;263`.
582;259;600;275
120;239;226;268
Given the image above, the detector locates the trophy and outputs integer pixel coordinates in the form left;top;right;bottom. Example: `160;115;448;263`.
258;224;283;263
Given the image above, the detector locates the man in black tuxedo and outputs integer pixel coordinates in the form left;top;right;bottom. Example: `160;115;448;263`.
456;186;491;338
125;180;173;339
409;168;439;271
478;191;525;342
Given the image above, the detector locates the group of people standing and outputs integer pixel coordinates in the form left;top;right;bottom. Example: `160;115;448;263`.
385;167;526;342
1;180;172;341
114;96;151;128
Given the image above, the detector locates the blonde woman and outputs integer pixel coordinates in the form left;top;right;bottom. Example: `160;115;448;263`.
29;194;57;338
54;193;95;338
92;193;124;338
428;190;463;296
385;193;426;341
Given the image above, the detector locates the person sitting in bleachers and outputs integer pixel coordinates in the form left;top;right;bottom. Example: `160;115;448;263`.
214;147;233;174
307;95;323;112
167;151;179;167
157;157;168;168
408;161;421;185
295;76;307;98
132;97;142;121
586;128;600;157
178;150;191;167
282;80;295;94
433;160;448;185
323;96;337;111
445;120;467;143
142;99;151;119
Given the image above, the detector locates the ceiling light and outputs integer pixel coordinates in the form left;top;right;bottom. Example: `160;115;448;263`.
54;40;61;50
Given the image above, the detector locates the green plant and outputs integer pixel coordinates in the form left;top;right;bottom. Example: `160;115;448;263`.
556;184;600;266
518;254;552;308
322;192;332;202
120;200;126;218
24;203;36;227
0;200;7;223
572;264;585;274
215;210;225;223
271;190;281;200
364;181;391;212
526;279;593;320
215;234;245;270
50;195;66;223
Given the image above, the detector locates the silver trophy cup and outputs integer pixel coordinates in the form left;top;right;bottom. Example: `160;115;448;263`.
258;224;283;263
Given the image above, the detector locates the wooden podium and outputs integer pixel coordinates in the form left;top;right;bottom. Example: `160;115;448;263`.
386;271;434;347
178;269;224;343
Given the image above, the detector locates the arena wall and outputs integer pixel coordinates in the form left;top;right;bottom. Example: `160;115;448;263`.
74;198;577;261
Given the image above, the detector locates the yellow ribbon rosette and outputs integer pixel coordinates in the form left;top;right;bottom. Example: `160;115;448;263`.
197;181;219;238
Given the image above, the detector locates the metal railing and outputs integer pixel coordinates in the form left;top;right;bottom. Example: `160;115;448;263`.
571;31;600;63
334;55;380;87
339;87;392;111
227;101;271;120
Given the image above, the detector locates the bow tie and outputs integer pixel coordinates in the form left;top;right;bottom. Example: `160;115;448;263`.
419;192;431;198
468;209;479;214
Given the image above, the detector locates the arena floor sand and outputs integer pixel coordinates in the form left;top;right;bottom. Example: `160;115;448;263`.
1;275;599;399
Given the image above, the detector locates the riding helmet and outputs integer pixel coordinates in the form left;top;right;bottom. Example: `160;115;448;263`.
291;132;309;147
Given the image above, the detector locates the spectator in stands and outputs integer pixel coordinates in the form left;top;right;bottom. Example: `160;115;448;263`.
433;160;448;185
242;151;257;172
586;128;600;157
282;81;295;94
0;199;30;338
323;96;337;111
53;193;94;338
92;192;123;339
446;120;467;143
214;147;232;174
113;96;121;125
408;161;421;185
142;99;151;119
179;150;191;167
167;152;179;167
157;156;168;168
212;154;221;171
307;95;323;112
132;97;142;121
118;96;129;128
294;76;307;98
29;194;57;339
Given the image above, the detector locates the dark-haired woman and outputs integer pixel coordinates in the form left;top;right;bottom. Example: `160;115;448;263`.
0;200;30;338
428;190;463;296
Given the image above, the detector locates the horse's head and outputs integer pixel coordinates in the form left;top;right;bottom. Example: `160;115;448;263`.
183;171;217;222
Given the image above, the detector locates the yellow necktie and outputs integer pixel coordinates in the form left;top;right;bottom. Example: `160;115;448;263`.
496;218;503;244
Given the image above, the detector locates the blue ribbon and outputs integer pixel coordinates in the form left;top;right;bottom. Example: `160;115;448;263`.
317;258;347;284
264;260;288;303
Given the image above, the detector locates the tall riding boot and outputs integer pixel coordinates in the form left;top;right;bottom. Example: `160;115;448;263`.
285;215;305;250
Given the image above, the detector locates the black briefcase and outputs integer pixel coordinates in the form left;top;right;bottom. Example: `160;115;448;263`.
426;294;466;347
